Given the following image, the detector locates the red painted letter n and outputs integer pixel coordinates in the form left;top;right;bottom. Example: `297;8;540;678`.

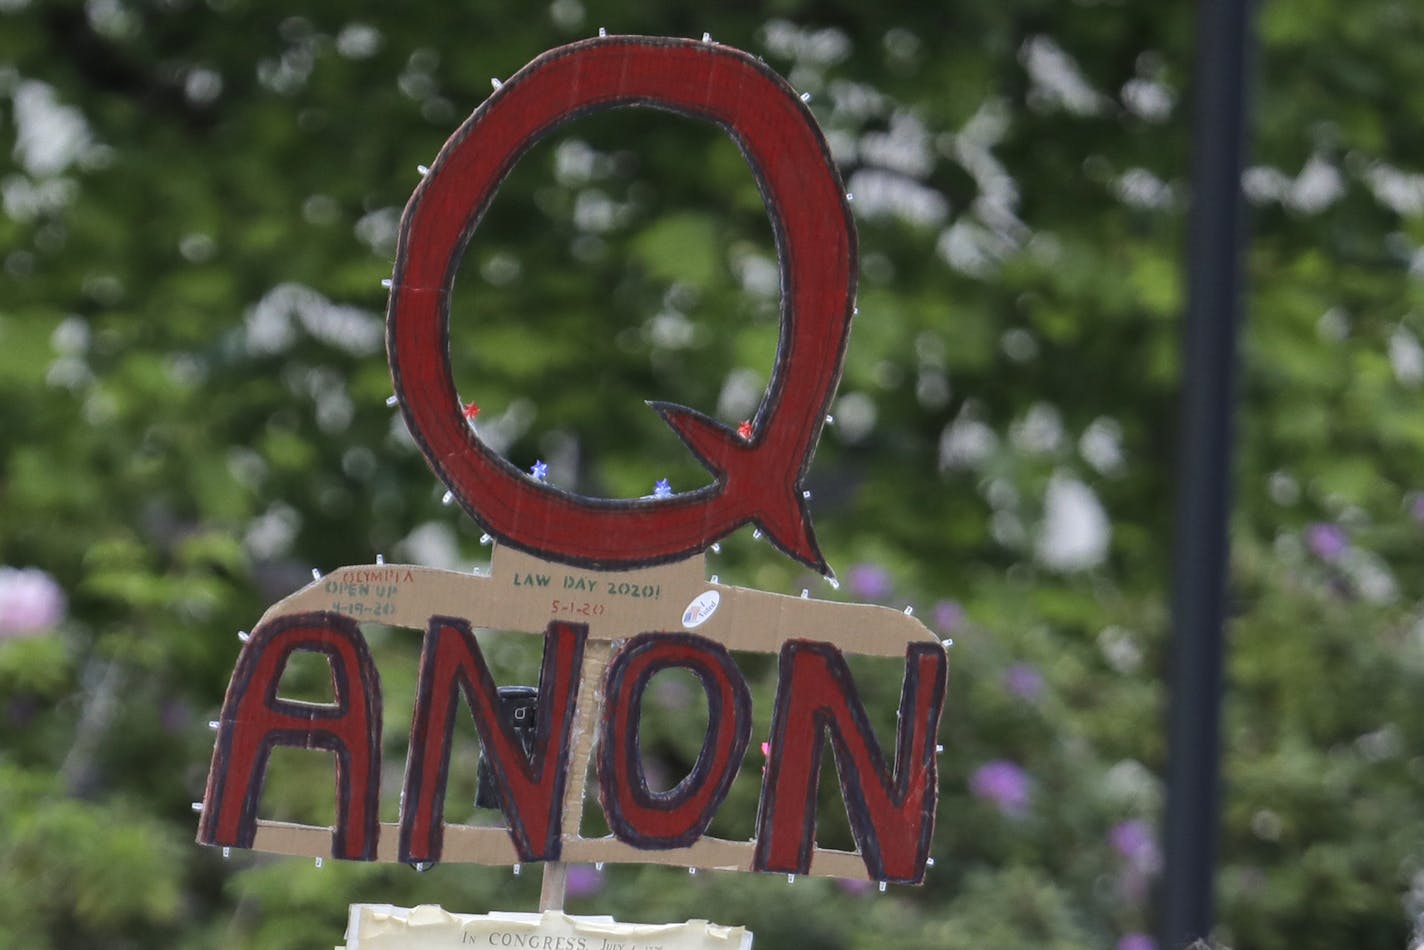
754;640;947;883
399;618;586;864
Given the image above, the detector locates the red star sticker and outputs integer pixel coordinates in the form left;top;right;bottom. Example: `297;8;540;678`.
737;420;753;440
462;401;481;419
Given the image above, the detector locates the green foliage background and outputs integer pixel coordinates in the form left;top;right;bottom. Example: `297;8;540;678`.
2;0;1424;947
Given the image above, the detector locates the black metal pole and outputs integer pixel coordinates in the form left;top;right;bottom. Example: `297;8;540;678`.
1159;0;1257;945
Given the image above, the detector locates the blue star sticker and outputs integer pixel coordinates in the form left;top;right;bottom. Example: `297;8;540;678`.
530;460;548;481
653;478;672;498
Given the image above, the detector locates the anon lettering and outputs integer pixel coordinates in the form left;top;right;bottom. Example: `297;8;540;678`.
201;612;944;882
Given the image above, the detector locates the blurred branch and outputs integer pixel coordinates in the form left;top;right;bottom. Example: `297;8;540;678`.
60;658;127;796
40;5;214;130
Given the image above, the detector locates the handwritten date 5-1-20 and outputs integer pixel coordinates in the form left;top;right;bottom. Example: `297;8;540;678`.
550;600;606;618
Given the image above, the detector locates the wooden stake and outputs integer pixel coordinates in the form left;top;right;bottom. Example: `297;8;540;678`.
539;860;568;911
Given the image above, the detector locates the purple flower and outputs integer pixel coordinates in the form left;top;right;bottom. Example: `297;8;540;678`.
565;864;603;898
1116;935;1155;950
0;567;65;638
650;673;693;711
7;696;37;727
1411;494;1424;525
1003;663;1044;702
160;699;193;735
1305;522;1348;561
1110;819;1161;875
836;877;874;897
969;760;1031;816
932;599;964;634
846;564;893;601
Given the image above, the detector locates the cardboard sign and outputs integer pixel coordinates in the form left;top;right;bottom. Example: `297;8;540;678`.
341;905;752;950
197;35;949;887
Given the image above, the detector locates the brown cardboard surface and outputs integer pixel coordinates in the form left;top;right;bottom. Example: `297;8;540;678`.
253;819;875;880
562;640;612;837
261;545;935;657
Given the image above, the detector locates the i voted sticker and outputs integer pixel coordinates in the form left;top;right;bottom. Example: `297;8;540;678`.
682;590;721;629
